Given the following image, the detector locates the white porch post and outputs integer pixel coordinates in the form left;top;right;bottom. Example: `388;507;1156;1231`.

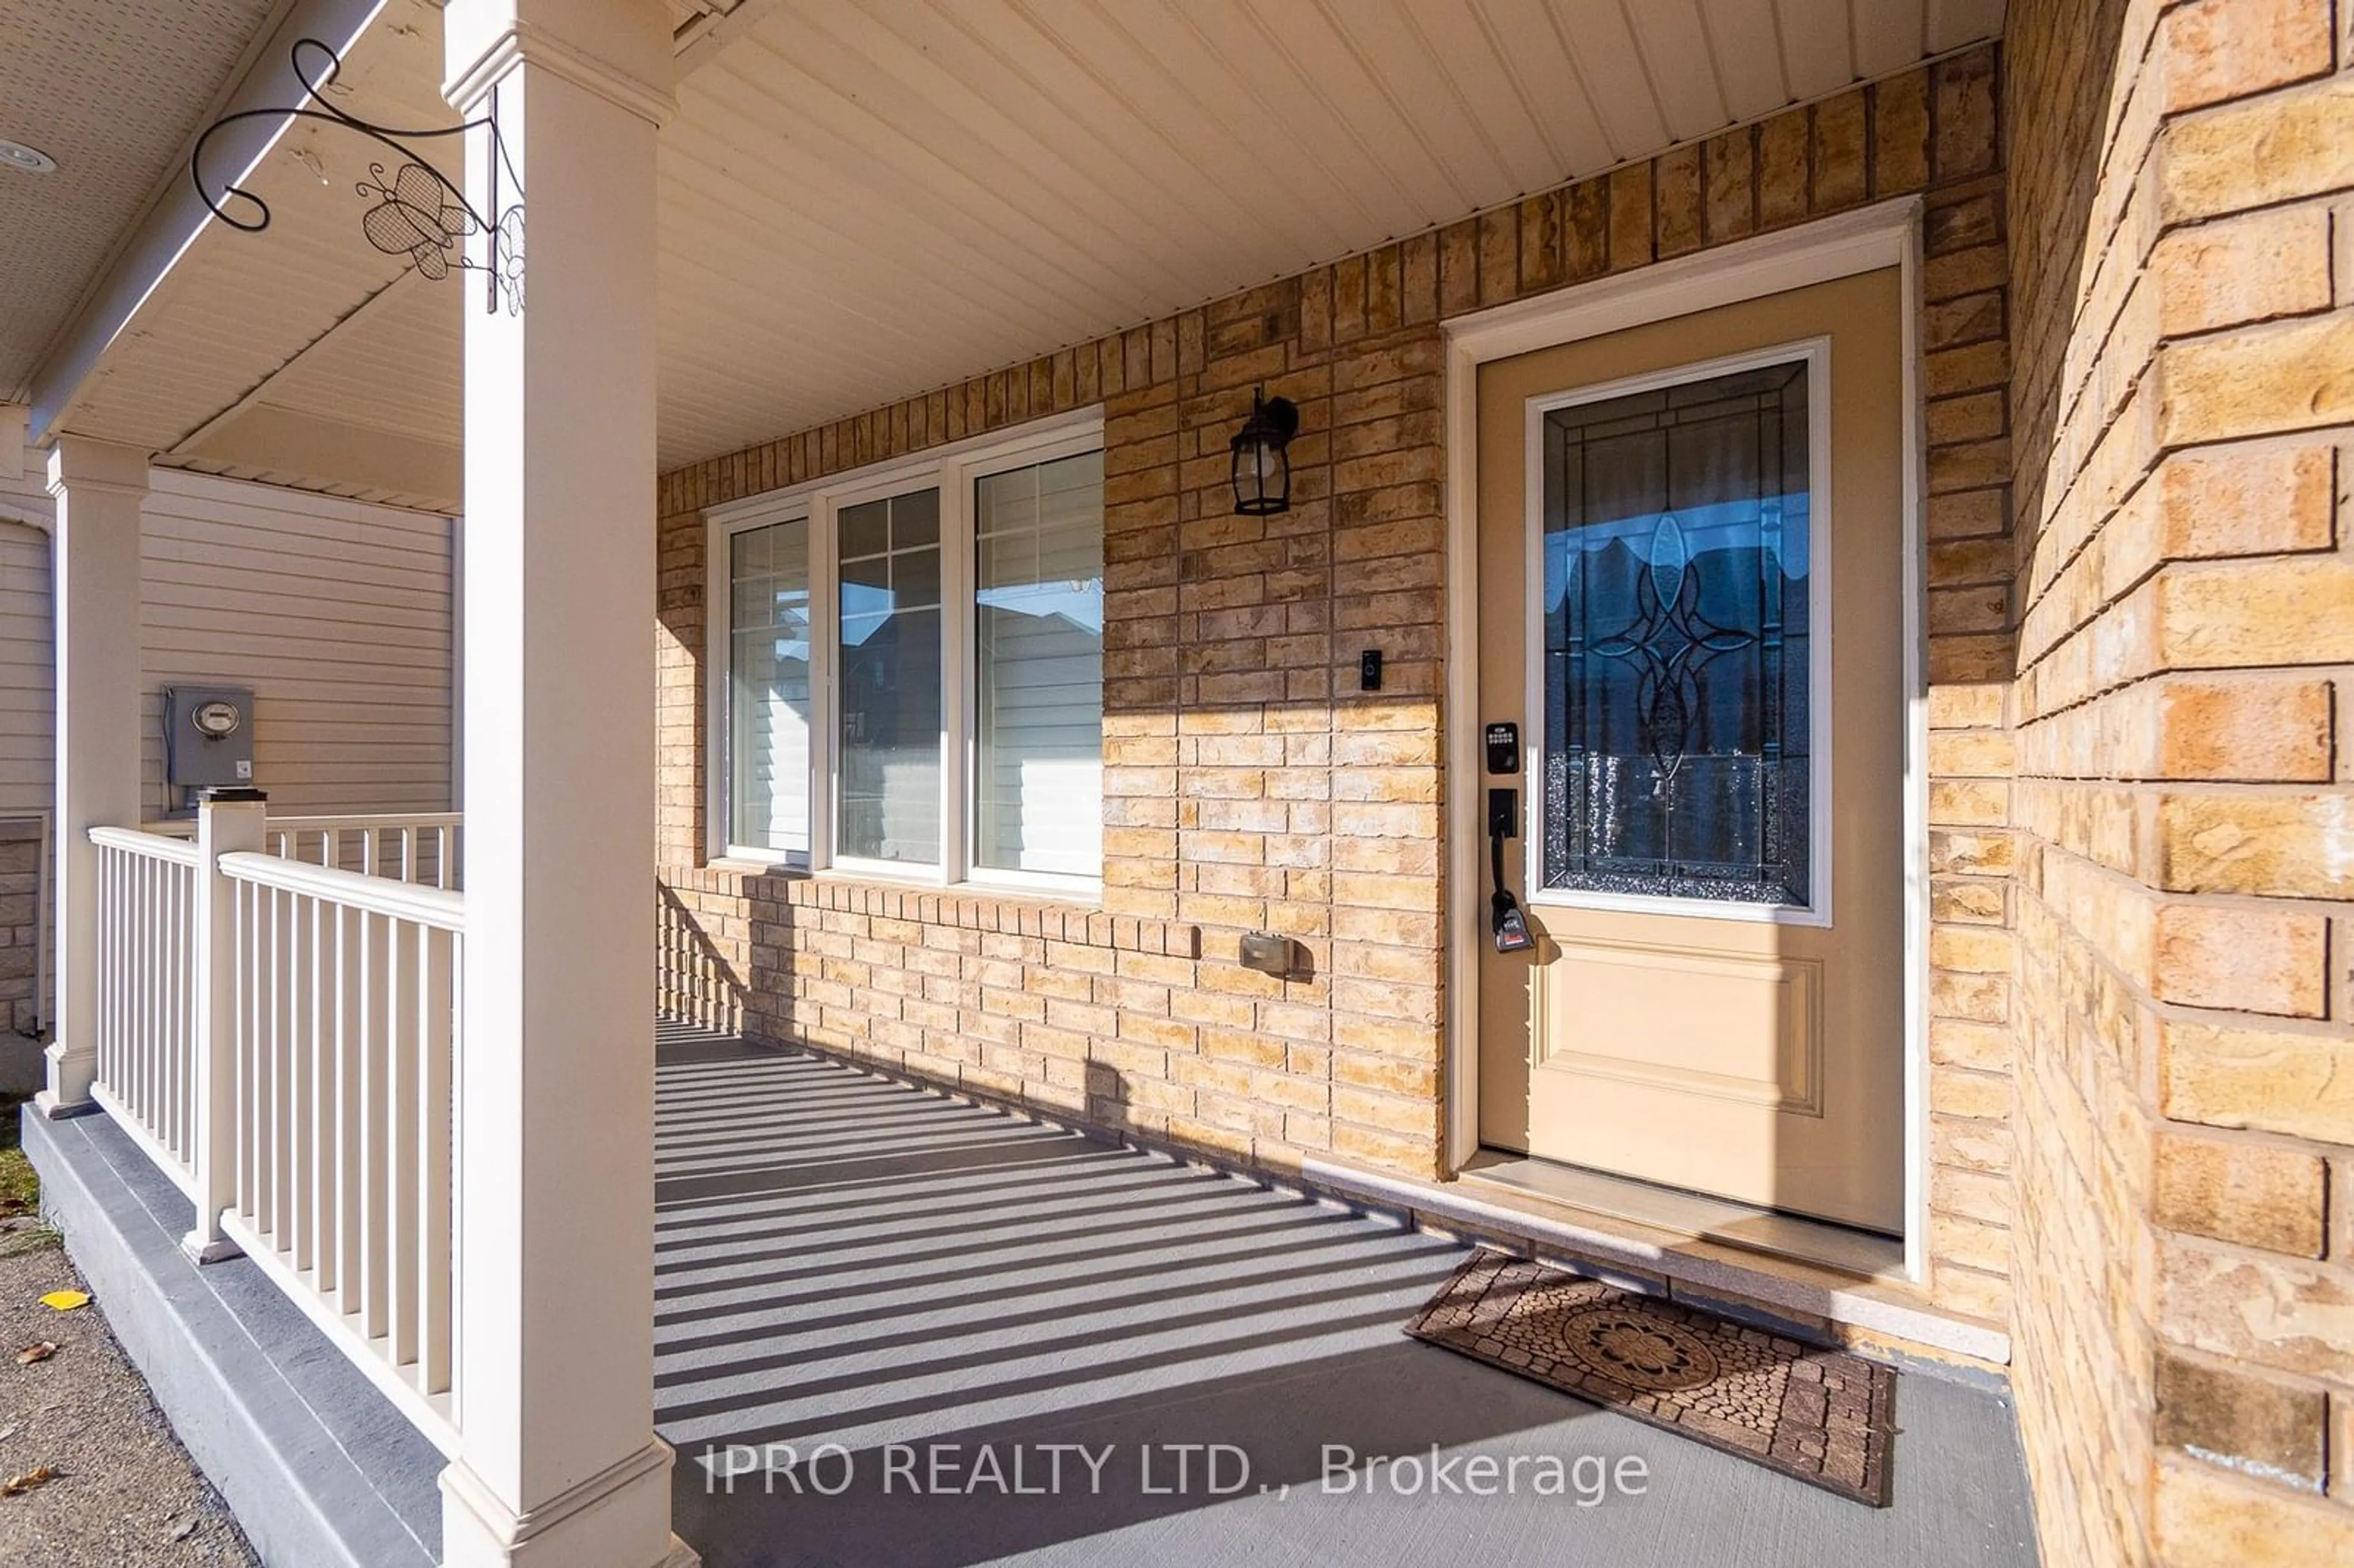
184;793;266;1262
438;4;690;1568
37;437;147;1118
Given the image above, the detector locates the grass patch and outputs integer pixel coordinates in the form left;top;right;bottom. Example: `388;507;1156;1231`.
0;1095;34;1218
0;1095;57;1256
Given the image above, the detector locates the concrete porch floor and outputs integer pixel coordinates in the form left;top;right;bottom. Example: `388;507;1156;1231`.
654;1029;2039;1568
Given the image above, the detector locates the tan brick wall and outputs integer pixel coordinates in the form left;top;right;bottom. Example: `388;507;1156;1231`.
0;824;40;1037
2005;0;2354;1562
654;51;2016;1286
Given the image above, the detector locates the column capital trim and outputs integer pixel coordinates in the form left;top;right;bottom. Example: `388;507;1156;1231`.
445;20;677;128
44;437;152;500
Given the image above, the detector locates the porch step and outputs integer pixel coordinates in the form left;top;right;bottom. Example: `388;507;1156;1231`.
22;1105;444;1568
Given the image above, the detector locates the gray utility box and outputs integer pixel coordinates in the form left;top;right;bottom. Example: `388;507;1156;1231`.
162;685;256;791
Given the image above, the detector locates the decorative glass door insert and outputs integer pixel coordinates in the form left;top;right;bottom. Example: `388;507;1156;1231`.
1537;356;1818;912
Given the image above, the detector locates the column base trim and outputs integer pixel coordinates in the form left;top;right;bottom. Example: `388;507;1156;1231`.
180;1230;245;1265
441;1437;690;1568
39;1041;99;1117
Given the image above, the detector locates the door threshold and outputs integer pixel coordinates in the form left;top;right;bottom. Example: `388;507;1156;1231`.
1460;1151;1905;1280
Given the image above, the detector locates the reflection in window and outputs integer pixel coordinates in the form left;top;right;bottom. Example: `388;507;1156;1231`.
1541;360;1813;907
838;487;942;863
729;519;812;854
974;452;1104;878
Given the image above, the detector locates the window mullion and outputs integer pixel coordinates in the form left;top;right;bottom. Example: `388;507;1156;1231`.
810;493;839;874
938;458;973;888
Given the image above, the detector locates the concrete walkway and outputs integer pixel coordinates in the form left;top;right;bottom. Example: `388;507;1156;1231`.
655;1030;2040;1568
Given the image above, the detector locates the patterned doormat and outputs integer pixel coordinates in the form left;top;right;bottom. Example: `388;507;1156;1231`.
1406;1252;1896;1506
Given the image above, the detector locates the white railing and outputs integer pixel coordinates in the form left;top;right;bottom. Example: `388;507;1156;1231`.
218;850;463;1449
85;804;465;1455
88;826;204;1195
148;812;462;888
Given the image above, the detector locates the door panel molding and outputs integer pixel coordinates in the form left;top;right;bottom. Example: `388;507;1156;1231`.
1534;936;1824;1115
1440;197;1928;1277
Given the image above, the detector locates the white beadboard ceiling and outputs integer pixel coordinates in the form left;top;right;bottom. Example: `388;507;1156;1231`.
44;0;2005;505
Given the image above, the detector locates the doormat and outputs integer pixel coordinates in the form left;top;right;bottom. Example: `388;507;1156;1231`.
1406;1252;1895;1506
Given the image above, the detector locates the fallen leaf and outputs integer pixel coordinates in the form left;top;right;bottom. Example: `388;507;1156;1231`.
13;1342;55;1366
1;1465;56;1497
36;1291;89;1312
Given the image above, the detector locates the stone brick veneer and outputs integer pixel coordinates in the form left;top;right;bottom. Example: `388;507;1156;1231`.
0;819;40;1037
655;48;2016;1323
2004;0;2354;1562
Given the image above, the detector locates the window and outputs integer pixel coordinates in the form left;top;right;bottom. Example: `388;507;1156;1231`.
837;487;942;864
728;519;812;855
707;412;1106;891
973;451;1103;878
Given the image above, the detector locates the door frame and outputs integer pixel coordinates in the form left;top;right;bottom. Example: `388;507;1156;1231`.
1440;197;1930;1281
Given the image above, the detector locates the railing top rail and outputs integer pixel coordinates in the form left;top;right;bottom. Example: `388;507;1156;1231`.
90;824;202;868
265;813;465;830
220;851;467;933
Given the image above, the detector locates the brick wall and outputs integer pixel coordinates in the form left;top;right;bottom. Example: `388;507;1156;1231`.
0;820;39;1037
2005;0;2354;1562
655;49;2014;1312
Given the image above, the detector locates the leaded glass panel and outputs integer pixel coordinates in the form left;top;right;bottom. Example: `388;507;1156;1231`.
1540;360;1813;907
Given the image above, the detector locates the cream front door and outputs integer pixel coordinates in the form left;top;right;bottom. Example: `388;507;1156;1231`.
1474;268;1907;1235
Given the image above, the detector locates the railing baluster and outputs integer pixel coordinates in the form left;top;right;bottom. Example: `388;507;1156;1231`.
287;891;312;1271
361;908;389;1342
419;923;454;1398
129;854;145;1126
387;919;418;1368
258;886;278;1240
236;880;252;1209
169;861;186;1162
309;892;331;1285
337;900;364;1316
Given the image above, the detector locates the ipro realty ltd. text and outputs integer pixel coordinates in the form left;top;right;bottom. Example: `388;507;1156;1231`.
701;1442;1651;1504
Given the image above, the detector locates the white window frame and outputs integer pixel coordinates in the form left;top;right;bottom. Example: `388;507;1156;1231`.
704;405;1107;897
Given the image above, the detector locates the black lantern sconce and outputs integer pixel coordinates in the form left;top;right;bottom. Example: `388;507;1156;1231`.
1230;386;1300;516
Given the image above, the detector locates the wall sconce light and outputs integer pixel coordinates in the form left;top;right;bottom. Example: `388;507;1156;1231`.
1230;386;1300;516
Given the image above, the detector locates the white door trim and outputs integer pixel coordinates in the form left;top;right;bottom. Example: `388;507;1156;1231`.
1441;196;1930;1281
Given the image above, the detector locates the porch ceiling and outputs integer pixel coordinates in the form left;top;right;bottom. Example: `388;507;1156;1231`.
0;0;281;399
652;0;2005;466
34;0;2003;506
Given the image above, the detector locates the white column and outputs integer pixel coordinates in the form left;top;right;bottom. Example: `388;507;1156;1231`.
438;6;690;1568
183;793;267;1262
37;437;147;1118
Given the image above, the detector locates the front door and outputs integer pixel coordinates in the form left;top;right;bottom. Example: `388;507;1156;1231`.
1474;268;1907;1234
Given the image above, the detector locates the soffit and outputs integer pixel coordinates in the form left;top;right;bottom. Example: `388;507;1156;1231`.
652;0;2005;468
0;0;281;398
61;1;457;459
45;0;2006;496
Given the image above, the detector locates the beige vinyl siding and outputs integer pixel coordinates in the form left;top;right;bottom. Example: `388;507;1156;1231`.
0;468;454;823
0;499;57;1034
0;512;54;820
138;470;454;818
